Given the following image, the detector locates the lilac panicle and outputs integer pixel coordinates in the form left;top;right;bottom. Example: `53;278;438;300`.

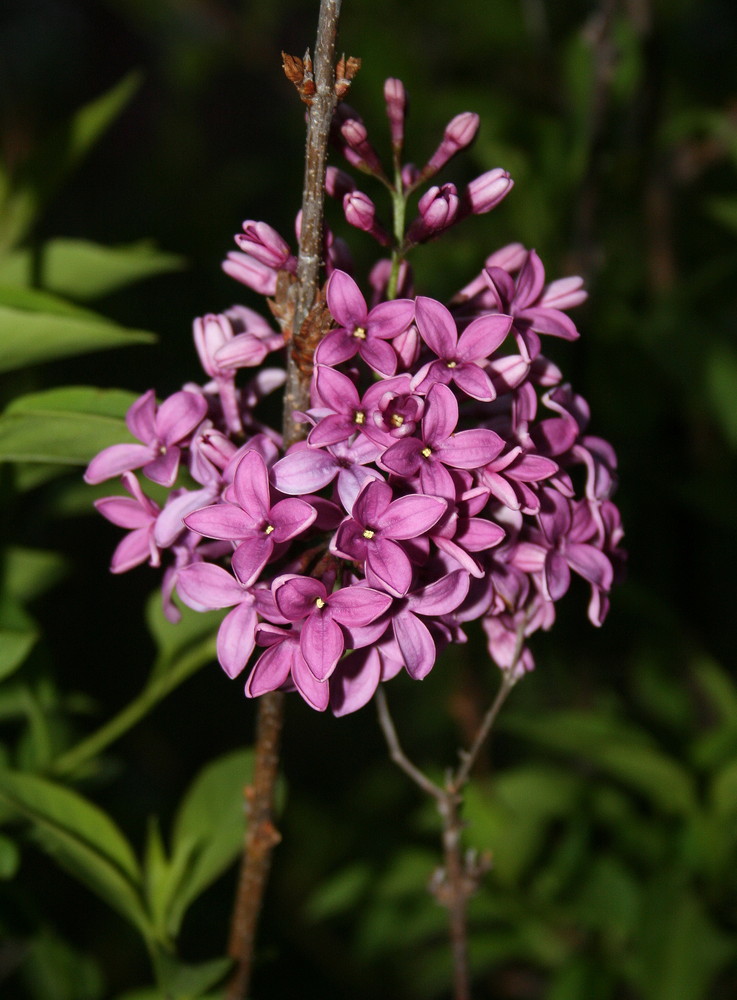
88;75;624;715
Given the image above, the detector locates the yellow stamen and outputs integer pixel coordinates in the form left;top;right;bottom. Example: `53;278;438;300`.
264;524;275;535
446;360;457;369
421;446;433;458
353;325;367;340
354;411;365;425
315;597;326;609
363;528;375;539
390;414;404;427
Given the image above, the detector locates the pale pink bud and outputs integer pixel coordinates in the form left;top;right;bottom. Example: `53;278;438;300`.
401;163;420;191
340;118;385;176
343;191;391;245
464;168;513;215
193;313;233;378
423;112;480;177
540;276;587;310
406;183;460;243
235;221;295;271
384;77;408;150
222;252;277;296
485;242;528;272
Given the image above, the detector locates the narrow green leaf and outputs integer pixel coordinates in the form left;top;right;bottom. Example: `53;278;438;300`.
0;305;155;373
0;239;184;301
166;749;252;934
0;769;149;936
0;283;102;319
0;386;139;465
0;832;20;878
156;952;232;1000
0;596;38;680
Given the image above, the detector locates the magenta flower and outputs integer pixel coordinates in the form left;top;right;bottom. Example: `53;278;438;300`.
85;389;207;487
246;624;329;712
382;383;505;498
271;436;382;513
315;270;415;375
184;449;317;585
235;220;296;272
384;78;408;152
412;296;511;401
95;472;161;573
177;562;278;678
333;480;447;597
273;576;392;681
406;184;460;243
422;112;480;178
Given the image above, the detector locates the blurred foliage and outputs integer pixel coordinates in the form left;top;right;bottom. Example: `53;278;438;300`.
1;0;737;997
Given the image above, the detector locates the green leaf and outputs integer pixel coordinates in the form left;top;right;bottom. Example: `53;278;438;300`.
155;952;232;1000
704;343;737;449
0;831;20;878
0;73;141;254
0;239;184;301
16;925;104;1000
166;749;253;935
0;596;38;680
0;386;139;465
710;758;737;816
0;283;103;318
1;546;68;602
0;768;150;937
0;304;155;373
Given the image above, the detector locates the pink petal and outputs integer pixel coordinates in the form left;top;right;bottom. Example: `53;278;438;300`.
414;296;457;358
176;562;245;610
218;603;258;678
439;428;504;470
143;446;180;487
515;250;546;307
329;586;392;627
366;299;415;338
185;503;255;539
231;534;274;585
407;570;470;616
379;494;446;539
109;528;154;574
359;337;397;375
301;612;344;680
126;390;157;442
274;575;325;620
451;364;496;402
271;448;338;494
245;644;293;697
232;450;270;518
157;391;208;445
423;382;458;444
291;653;330;711
95;496;153;530
393;610;436;679
566;543;614;591
330;649;382;716
522;307;579;340
366;539;413;597
84;443;154;484
326;269;367;329
456;313;511;361
271;497;317;542
313;366;359;413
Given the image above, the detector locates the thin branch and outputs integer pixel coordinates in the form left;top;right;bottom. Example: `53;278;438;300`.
226;4;343;998
375;686;444;801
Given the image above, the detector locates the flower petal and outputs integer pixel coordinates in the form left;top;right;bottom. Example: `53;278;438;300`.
326;269;368;329
177;562;245;610
393;610;436;679
301;611;344;680
414;296;457;358
217;603;258;678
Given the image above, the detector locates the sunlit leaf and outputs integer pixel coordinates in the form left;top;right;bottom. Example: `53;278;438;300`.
0;239;184;301
0;305;155;373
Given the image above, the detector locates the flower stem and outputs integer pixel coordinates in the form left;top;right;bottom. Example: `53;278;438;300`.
226;4;343;999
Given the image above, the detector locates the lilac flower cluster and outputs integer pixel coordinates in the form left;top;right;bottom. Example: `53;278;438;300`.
86;80;624;715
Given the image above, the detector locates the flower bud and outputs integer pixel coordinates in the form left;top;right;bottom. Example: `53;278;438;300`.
343;191;391;245
406;183;459;243
464;168;514;215
193;313;233;378
340;118;385;176
235;220;294;271
422;112;480;177
384;77;408;150
222;252;277;296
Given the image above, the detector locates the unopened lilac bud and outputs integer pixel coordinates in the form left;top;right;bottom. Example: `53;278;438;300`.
464;168;514;215
401;163;420;191
325;166;356;200
222;252;277;296
235;221;295;271
193;313;233;378
485;242;527;272
340;118;385;176
422;112;480;177
384;77;408;150
406;183;459;243
343;191;391;245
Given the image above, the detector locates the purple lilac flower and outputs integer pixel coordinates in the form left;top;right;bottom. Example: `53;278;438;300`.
411;297;511;401
184;449;316;585
314;270;415;375
85;389;207;487
333;480;447;597
95;472;161;573
272;575;392;680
